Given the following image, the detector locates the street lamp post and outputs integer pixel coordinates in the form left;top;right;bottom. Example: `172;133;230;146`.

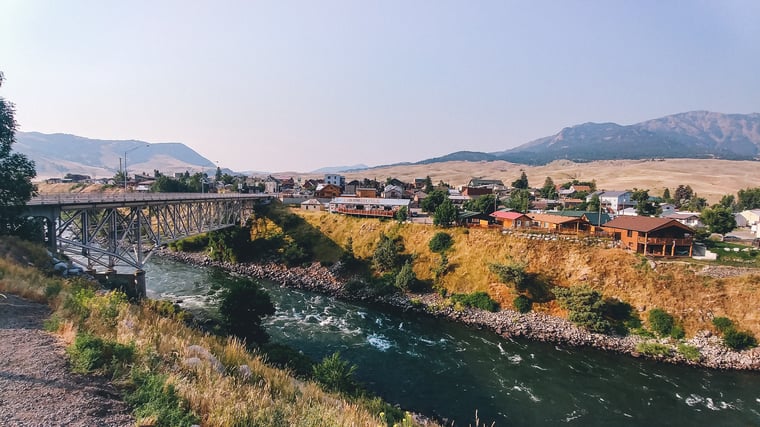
124;144;150;190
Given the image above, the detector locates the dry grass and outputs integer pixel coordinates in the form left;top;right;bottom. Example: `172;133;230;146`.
298;210;760;336
1;240;431;427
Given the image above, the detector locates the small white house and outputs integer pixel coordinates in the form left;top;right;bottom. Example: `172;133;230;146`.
300;199;324;211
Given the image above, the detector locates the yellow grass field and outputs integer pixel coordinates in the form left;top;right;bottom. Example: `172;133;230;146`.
298;210;760;337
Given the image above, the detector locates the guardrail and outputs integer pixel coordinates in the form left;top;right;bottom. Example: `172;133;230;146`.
29;192;271;206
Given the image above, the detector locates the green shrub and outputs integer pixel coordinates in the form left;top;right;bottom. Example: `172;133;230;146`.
677;344;701;361
647;308;675;337
630;328;655;338
394;260;416;292
262;343;314;378
372;234;403;272
173;233;209;252
125;369;200;427
216;279;275;346
554;286;611;334
43;315;61;332
723;329;758;351
489;261;527;288
312;352;358;395
670;325;686;339
44;280;63;300
450;291;499;312
67;334;135;375
513;295;532;313
712;316;734;333
428;232;453;253
635;342;672;357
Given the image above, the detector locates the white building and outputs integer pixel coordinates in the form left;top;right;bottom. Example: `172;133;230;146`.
324;174;345;189
587;190;633;213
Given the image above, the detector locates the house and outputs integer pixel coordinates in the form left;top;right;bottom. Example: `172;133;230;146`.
414;178;427;189
570;185;592;194
528;213;591;234
547;211;611;229
737;209;760;227
355;187;377;198
560;198;584;209
263;176;281;193
458;211;494;227
324;174;345;189
467;178;505;189
381;184;404;199
618;207;638;216
490;211;531;229
344;179;362;195
587;191;633;213
461;187;493;197
300;199;324;211
602;216;694;257
315;183;342;199
665;212;703;229
660;203;677;216
280;177;296;190
329;197;410;218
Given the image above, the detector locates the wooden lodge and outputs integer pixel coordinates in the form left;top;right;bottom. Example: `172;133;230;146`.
329;197;410;218
602;216;694;257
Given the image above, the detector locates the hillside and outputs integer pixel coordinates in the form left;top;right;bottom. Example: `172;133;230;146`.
296;210;760;337
413;111;760;165
334;158;760;204
15;132;216;179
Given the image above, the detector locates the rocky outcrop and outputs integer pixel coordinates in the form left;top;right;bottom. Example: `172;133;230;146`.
157;249;760;371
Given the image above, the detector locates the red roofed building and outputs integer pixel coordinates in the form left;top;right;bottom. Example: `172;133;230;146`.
603;216;694;257
490;211;531;229
528;213;591;234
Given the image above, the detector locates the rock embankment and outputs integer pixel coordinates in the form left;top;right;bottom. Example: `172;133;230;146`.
158;249;760;371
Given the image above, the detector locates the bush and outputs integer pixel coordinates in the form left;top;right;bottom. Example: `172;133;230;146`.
262;343;314;378
513;295;532;313
554;286;611;334
635;342;672;357
394;260;416;292
216;279;275;346
450;291;499;312
647;308;675;337
312;352;358;395
724;329;758;351
125;369;200;427
670;325;685;339
67;334;135;376
489;261;527;288
712;316;734;333
372;234;403;272
428;232;453;253
677;344;701;361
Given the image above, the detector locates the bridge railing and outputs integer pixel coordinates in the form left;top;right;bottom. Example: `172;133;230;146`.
29;192;271;206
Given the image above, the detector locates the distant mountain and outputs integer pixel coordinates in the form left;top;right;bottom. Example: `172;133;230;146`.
15;132;217;179
310;164;369;174
416;111;760;166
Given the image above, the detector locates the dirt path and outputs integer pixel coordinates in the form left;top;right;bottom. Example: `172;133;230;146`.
0;294;134;427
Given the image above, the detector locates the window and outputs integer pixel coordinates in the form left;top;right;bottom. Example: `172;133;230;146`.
627;230;633;237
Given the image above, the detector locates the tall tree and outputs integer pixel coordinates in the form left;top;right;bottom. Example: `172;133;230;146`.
433;199;458;227
463;194;497;215
0;71;37;236
631;188;656;216
674;185;694;207
215;166;223;181
421;189;448;213
701;205;737;236
540;177;557;199
506;189;531;213
718;194;736;210
423;175;434;193
587;193;601;212
737;187;760;210
511;171;529;189
662;188;671;201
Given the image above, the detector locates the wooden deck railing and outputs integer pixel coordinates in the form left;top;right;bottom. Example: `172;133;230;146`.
637;236;693;246
334;207;395;217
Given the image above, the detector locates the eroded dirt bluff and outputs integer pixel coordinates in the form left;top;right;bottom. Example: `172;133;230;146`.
297;211;760;336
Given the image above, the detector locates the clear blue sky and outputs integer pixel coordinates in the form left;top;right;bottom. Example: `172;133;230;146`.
2;0;759;172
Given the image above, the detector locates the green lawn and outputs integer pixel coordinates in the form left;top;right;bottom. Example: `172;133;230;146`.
705;240;760;266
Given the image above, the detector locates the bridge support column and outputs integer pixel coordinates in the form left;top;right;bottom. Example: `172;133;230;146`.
134;269;146;299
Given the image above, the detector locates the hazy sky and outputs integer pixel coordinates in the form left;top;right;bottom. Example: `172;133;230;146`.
2;1;759;172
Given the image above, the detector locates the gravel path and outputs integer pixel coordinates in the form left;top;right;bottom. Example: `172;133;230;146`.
0;294;134;427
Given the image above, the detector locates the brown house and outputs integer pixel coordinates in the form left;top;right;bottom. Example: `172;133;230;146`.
528;213;591;233
461;187;493;197
355;187;377;198
602;216;694;257
490;211;531;229
315;184;342;199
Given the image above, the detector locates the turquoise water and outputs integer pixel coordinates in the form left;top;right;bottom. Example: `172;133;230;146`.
145;257;760;426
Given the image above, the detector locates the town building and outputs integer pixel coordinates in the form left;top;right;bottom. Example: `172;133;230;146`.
603;216;694;257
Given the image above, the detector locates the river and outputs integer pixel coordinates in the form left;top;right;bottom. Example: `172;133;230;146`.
144;257;760;426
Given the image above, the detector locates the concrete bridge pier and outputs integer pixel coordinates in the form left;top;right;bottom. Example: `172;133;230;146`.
134;269;146;299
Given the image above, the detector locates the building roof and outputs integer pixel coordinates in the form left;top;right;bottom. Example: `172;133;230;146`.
529;213;588;225
571;185;592;192
490;210;530;220
603;216;693;233
599;191;631;198
546;210;611;225
331;197;409;207
301;199;323;205
665;212;700;220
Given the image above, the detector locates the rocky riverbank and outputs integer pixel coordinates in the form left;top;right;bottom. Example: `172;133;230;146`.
156;249;760;371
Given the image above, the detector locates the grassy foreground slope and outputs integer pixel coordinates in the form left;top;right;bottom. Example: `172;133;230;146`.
0;237;425;427
298;210;760;337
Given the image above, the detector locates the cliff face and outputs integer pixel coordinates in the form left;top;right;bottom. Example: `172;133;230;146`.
297;211;760;336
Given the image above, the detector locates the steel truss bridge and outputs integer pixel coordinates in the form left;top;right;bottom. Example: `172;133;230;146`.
25;193;271;296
